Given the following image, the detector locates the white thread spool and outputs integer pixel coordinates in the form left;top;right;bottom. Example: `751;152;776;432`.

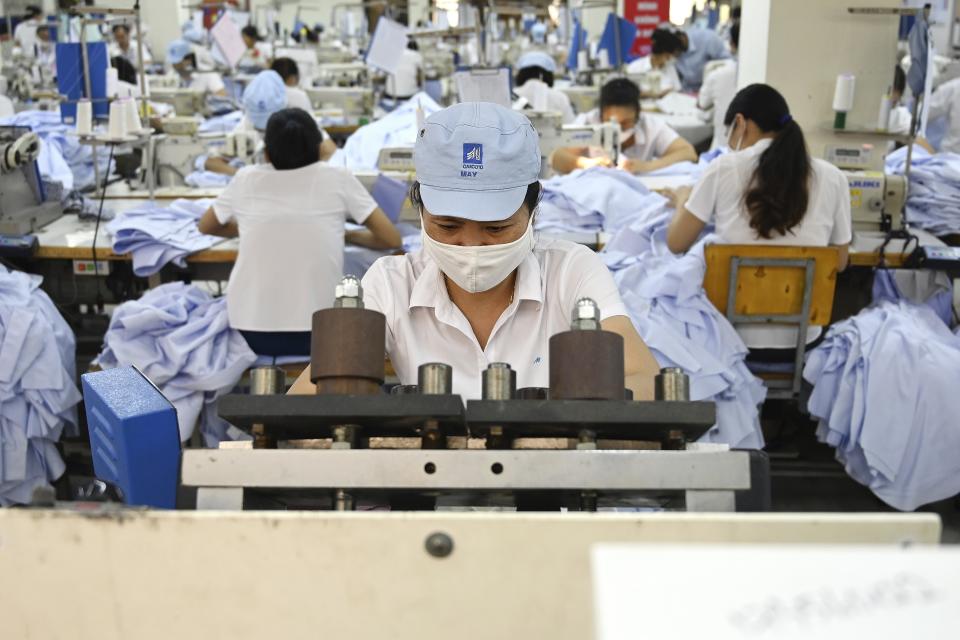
121;97;141;133
105;66;119;98
75;99;92;136
577;49;588;70
107;100;128;139
832;73;856;112
597;48;610;69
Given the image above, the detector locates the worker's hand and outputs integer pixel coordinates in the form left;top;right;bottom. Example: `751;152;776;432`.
662;185;693;210
617;158;657;175
576;156;613;170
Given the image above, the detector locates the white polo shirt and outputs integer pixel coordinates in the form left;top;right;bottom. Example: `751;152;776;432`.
927;76;960;153
285;86;313;112
362;236;629;400
575;109;680;162
515;79;576;124
684;138;852;349
189;71;225;94
213;161;377;331
386;48;423;98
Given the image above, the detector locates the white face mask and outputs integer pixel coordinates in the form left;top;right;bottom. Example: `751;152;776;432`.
421;216;534;294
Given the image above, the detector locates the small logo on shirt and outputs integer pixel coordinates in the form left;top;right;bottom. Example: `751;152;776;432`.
532;356;543;366
462;143;483;176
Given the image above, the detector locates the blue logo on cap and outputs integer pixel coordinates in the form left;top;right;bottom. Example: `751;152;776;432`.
462;143;483;169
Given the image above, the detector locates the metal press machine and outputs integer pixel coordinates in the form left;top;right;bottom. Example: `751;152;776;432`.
173;276;765;512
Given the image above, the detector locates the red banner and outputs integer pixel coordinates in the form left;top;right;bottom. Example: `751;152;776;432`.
624;0;671;58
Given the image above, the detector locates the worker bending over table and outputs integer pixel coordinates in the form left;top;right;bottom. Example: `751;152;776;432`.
665;84;852;358
292;102;660;398
551;78;697;175
198;108;401;357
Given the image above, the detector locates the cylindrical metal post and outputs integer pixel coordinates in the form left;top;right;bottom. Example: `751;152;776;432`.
654;367;690;402
250;366;284;449
418;362;452;448
482;362;516;449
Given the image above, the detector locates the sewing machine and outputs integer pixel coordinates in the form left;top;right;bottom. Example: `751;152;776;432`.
626;71;666;97
528;113;622;172
844;171;907;232
306;86;373;118
314;62;369;87
150;130;229;187
81;282;765;513
0;127;62;234
558;85;599;115
376;147;415;172
149;87;205;117
316;44;358;64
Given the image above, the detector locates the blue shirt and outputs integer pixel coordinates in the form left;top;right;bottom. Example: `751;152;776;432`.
675;27;730;91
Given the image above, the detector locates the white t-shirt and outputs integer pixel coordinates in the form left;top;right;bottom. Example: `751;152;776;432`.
386;48;423;98
362;236;628;400
927;76;960;153
698;60;737;150
575;109;681;162
213;162;377;331
285;86;313;112
515;79;576;124
626;56;682;94
684;138;852;348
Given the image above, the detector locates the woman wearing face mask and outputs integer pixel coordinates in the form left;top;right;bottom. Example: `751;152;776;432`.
666;84;852;352
292;102;660;399
552;78;696;175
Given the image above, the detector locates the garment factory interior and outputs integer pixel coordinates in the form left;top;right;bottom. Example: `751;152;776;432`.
1;0;960;637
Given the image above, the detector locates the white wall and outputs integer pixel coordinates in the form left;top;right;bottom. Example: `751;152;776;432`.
739;0;901;160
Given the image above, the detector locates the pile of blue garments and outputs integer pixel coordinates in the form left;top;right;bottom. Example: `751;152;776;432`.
885;145;960;235
612;238;767;449
96;282;257;447
0;110;113;191
108;198;220;277
329;93;442;170
537;167;673;234
197;110;243;134
184;155;241;188
0;269;81;506
804;297;960;511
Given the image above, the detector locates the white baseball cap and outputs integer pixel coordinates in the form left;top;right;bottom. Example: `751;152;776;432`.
414;102;541;222
517;51;556;73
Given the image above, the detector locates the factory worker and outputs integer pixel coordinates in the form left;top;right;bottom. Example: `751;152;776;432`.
530;21;547;46
385;39;424;102
271;57;313;112
926;76;960;154
291;103;660;398
167;39;227;97
666;84;851;353
669;22;731;91
110;24;152;68
887;65;911;136
14;5;42;58
239;25;272;69
35;25;57;80
204;70;335;176
626;27;683;98
181;21;217;71
198;108;401;357
698;21;739;150
513;52;575;124
552;78;697;175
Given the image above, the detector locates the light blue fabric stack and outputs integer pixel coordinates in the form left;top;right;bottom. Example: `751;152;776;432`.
0;269;81;506
184;155;241;188
329;93;442;170
95;282;257;447
612;239;767;449
804;299;960;510
885;145;960;235
108;198;220;276
0;110;113;191
537;167;673;234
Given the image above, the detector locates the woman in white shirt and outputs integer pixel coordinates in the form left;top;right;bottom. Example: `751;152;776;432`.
290;102;659;398
270;57;313;112
513;51;575;124
552;78;696;175
198;108;401;356
666;83;852;352
385;40;423;101
239;25;272;70
626;27;684;98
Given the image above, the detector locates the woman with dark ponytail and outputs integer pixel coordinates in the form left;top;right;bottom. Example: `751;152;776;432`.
666;83;852;350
